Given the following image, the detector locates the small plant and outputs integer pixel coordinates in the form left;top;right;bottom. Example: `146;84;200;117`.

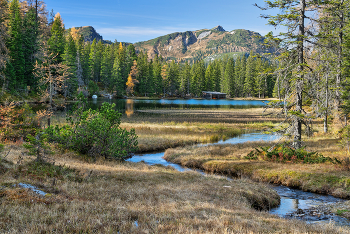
209;135;219;143
88;80;99;96
0;102;42;141
23;131;52;162
245;144;339;164
23;160;82;182
339;125;350;153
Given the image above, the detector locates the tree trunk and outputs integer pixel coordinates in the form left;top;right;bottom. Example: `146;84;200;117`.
48;62;52;127
335;0;344;115
324;73;329;133
294;0;305;149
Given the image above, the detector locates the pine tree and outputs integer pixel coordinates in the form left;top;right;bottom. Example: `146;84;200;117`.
89;39;98;82
244;51;256;97
100;45;114;91
235;55;246;97
95;40;103;82
205;63;213;91
212;61;222;92
63;33;77;97
223;58;235;96
22;7;39;90
179;62;188;96
257;0;316;148
167;60;179;96
81;40;90;84
6;0;25;91
161;64;168;96
0;0;8;94
152;54;162;95
47;12;65;64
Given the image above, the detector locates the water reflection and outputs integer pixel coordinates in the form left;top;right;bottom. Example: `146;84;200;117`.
125;99;134;117
83;98;268;117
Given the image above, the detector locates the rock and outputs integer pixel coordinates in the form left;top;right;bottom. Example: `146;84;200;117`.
212;25;225;32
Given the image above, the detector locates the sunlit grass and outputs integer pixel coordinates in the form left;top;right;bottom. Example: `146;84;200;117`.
1;147;348;233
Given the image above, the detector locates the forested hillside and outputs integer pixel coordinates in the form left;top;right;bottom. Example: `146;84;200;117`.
134;26;273;62
0;2;276;99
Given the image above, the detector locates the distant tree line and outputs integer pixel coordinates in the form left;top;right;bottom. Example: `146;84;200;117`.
0;0;277;100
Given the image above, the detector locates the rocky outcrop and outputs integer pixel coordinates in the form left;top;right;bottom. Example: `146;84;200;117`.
134;26;274;62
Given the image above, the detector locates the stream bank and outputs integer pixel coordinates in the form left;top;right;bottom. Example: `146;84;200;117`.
128;133;350;225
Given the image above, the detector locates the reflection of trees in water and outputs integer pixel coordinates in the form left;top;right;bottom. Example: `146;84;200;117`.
125;99;134;117
293;199;299;210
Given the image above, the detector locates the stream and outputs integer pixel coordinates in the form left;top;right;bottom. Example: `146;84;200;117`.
127;133;349;226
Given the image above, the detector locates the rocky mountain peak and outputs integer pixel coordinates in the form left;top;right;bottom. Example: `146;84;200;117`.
212;25;225;32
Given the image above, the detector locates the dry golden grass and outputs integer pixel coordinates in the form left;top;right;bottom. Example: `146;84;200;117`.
117;108;282;152
163;137;350;199
1;148;349;233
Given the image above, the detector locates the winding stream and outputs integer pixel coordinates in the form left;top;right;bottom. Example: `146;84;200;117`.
127;133;349;226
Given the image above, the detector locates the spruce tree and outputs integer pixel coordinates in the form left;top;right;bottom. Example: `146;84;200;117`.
89;39;98;82
179;61;191;96
223;58;235;96
0;0;8;94
244;51;256;97
152;54;162;95
205;63;213;91
63;33;77;97
6;0;25;91
22;7;39;90
81;40;90;84
100;45;114;91
48;12;65;64
257;0;315;148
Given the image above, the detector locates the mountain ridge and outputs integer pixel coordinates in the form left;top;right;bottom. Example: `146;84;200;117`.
133;25;271;62
69;25;272;62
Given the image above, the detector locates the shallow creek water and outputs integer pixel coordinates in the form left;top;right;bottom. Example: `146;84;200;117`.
127;133;349;226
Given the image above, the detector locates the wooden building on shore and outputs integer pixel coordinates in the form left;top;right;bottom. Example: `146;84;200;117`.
202;91;227;99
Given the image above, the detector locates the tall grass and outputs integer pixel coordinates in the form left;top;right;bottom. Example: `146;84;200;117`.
1;149;349;233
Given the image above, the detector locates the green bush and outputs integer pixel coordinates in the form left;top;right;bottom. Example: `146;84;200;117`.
88;80;99;96
245;144;340;164
46;102;138;161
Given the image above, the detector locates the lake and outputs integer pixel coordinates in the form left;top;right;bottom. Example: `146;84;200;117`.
86;98;269;117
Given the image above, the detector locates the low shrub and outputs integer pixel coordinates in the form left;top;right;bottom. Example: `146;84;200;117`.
0;103;41;142
245;144;340;164
46;101;138;161
19;160;81;181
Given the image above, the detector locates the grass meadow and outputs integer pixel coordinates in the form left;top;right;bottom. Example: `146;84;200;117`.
1;107;350;233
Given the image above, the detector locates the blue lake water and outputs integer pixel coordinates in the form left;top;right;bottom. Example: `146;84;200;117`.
86;98;269;115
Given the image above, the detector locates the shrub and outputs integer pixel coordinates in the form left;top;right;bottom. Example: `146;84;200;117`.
0;102;41;142
245;144;339;164
46;102;138;161
23;132;52;162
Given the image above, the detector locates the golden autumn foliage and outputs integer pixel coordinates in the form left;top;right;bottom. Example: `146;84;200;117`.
126;60;138;95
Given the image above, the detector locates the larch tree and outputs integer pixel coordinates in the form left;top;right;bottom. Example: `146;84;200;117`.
35;42;69;126
126;60;138;96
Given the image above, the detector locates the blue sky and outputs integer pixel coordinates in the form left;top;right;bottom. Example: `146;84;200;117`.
44;0;281;43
